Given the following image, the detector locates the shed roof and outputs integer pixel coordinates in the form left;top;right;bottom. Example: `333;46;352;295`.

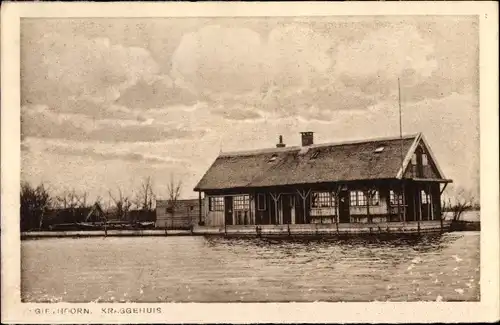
194;133;444;191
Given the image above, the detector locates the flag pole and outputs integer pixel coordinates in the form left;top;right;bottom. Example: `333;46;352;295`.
398;78;406;222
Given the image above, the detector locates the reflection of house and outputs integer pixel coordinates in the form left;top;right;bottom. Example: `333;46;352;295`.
155;199;201;229
194;132;452;227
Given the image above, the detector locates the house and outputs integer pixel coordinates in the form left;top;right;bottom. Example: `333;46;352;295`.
155;199;201;229
43;202;105;229
193;132;452;227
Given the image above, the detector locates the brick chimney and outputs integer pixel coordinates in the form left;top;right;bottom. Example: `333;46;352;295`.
276;135;286;148
300;132;314;146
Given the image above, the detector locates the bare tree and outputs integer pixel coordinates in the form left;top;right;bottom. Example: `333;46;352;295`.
20;181;53;230
109;188;132;220
443;188;477;221
167;174;183;214
135;176;156;211
55;189;89;209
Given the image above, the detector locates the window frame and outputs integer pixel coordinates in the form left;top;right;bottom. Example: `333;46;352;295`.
233;195;250;211
350;190;368;206
422;153;429;166
208;196;224;212
421;190;430;204
370;190;380;206
311;191;335;208
389;190;404;206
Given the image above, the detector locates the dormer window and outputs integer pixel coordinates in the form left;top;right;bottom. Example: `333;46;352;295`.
374;146;385;153
310;150;320;159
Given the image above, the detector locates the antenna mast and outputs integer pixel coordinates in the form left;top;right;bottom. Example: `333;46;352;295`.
398;78;406;222
398;78;404;175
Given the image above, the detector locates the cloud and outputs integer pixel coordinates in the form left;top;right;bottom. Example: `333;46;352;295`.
45;145;184;165
169;22;445;122
22;33;160;107
171;24;333;95
115;76;198;109
21;104;206;143
211;106;263;121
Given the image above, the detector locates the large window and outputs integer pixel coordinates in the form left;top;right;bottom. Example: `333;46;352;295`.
311;192;335;208
208;196;224;212
390;190;404;205
257;193;266;211
233;195;250;210
350;191;366;206
421;190;430;204
350;190;380;206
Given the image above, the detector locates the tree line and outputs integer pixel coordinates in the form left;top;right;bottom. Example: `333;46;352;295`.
20;176;182;231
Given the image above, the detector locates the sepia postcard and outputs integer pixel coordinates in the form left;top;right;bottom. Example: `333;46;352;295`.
1;1;499;324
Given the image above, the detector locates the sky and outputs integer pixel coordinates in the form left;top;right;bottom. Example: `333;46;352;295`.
20;16;479;204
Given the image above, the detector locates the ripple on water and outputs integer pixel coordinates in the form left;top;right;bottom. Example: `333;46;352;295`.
21;232;480;302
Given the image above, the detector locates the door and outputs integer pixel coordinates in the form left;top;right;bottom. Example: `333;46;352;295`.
224;196;233;225
281;195;294;224
338;191;350;223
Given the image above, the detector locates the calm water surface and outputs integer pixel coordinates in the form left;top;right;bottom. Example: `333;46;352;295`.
21;232;479;302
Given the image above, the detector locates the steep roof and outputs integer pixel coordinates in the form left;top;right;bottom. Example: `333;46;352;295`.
194;133;446;191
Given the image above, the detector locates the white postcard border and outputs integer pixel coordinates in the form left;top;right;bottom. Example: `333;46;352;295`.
1;1;499;323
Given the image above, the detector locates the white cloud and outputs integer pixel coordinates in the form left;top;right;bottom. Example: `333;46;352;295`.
334;24;438;82
22;33;160;105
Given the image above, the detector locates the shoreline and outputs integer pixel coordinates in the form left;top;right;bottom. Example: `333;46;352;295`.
18;220;476;239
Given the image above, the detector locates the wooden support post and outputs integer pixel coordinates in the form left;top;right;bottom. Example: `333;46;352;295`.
402;181;406;222
428;184;433;221
296;188;311;224
270;192;281;225
417;186;421;234
334;187;340;227
366;188;371;224
198;191;202;224
396;183;401;222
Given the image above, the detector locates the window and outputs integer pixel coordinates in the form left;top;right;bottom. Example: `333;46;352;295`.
311;150;320;159
257;193;266;211
350;190;367;206
370;190;380;206
390;190;404;205
422;153;428;166
411;153;417;165
374;146;385;153
233;195;250;210
421;190;430;204
209;196;224;212
311;192;335;208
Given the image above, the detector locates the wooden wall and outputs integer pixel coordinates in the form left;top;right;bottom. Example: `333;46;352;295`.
156;199;201;229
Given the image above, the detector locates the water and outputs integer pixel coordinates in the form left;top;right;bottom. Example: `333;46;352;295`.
21;232;480;302
443;210;480;222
